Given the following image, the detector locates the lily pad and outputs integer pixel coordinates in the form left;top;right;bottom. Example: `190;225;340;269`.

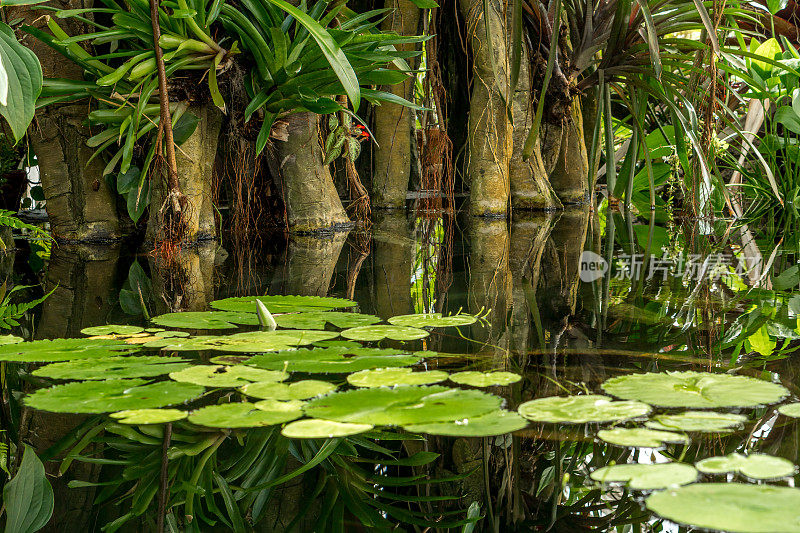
0;338;140;363
240;380;336;400
450;371;521;387
341;325;429;342
778;402;800;418
81;325;145;336
696;453;796;480
646;483;800;532
275;311;381;330
387;313;477;328
0;334;23;345
601;371;788;408
281;419;373;439
146;330;338;353
211;295;357;314
590;463;698;490
25;379;205;413
110;408;188;425
209;355;250;365
32;356;190;380
150;311;260;330
404;410;528;437
312;340;362;349
304;385;502;426
154;330;190;338
517;395;651;424
347;368;448;388
645;411;747;432
246;347;421;373
597;428;690;448
169;365;288;388
188;402;303;428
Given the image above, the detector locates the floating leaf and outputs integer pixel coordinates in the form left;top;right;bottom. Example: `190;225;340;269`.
275;311;381;330
246;347;421;373
81;325;145;336
33;356;190;380
347;367;448;388
0;338;140;363
645;411;747;432
150;311;260;330
0;334;24;345
590;463;698;490
240;380;336;400
188;401;302;428
597;428;689;448
3;444;53;533
646;483;800;532
304;385;501;426
450;371;521;387
110;408;188;424
211;295;357;313
281;419;373;439
388;313;477;328
154;330;190;338
146;330;338;352
312;340;362;349
517;395;651;424
209;355;250;365
25;379;204;413
404;410;528;437
341;325;429;342
601;371;788;408
169;365;288;388
696;453;796;480
778;402;800;418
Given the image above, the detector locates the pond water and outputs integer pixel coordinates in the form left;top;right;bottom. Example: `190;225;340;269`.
3;206;800;532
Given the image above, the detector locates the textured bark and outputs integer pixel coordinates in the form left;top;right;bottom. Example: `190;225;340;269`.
371;212;414;319
269;112;350;232
280;233;348;296
460;0;513;216
371;0;420;208
14;2;122;242
467;218;511;347
149;243;219;314
547;99;590;204
510;45;561;210
148;105;222;242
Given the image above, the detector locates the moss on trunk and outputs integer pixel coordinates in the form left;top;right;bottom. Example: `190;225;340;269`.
269;112;350;233
547;99;590;205
371;0;420;209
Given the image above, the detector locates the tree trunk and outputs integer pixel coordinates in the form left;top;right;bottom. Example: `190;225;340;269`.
459;0;513;217
278;233;349;296
370;212;414;319
147;104;222;242
14;2;123;242
149;243;219;313
547;99;590;204
269;112;350;232
467;218;511;347
371;0;420;209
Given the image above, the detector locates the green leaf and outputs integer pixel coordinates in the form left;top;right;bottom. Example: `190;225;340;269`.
408;0;438;7
3;444;54;533
172;111;200;145
518;395;651;424
281;419;373;438
775;106;800;135
767;0;788;15
751;38;783;79
0;22;43;142
591;463;697;490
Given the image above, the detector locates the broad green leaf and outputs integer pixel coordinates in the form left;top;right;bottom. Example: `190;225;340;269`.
0;22;43;142
518;395;651;424
404;410;528;437
275;311;380;330
597;428;690;448
169;365;288;387
240;379;336;400
211;294;357;313
110;408;188;424
387;313;477;328
0;338;140;363
188;401;303;428
3;445;53;533
150;311;260;329
281;419;373;438
347;367;448;388
33;356;190;380
449;371;521;387
246;346;421;373
341;325;429;342
696;453;796;480
81;325;145;336
591;463;697;490
645;411;747;432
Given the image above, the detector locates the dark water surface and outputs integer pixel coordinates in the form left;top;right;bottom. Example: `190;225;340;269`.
5;206;800;532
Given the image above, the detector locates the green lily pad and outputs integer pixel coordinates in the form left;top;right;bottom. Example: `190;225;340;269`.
0;334;23;345
450;371;521;387
25;379;205;413
646;483;800;532
32;356;190;380
169;365;288;388
304;385;502;426
240;380;337;400
145;328;165;333
590;463;698;490
517;395;651;424
0;338;140;363
211;295;357;314
246;347;421;373
150;311;260;330
404;410;528;437
312;340;362;349
778;402;800;418
645;411;747;432
597;428;690;448
154;330;190;338
696;453;796;480
601;371;788;408
209;355;250;365
387;313;477;328
347;368;448;388
341;325;429;342
275;311;381;330
110;408;188;424
146;330;338;353
281;419;373;439
188;402;303;428
81;325;145;336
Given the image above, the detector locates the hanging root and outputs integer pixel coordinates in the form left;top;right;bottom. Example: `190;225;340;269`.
345;157;371;226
